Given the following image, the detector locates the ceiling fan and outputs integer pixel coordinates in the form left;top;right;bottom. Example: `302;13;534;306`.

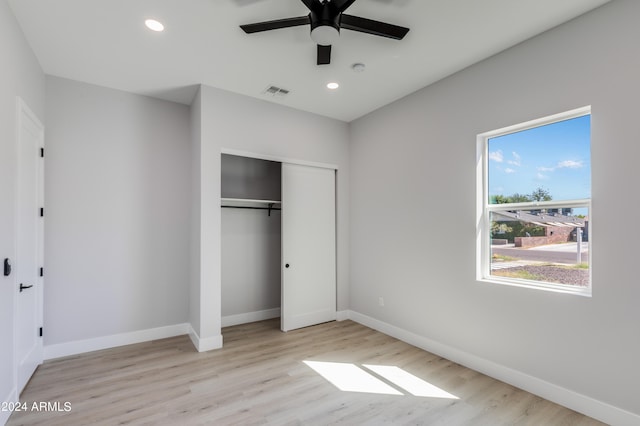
240;0;410;65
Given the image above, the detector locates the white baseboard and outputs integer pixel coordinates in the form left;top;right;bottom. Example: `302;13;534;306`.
187;325;223;352
43;323;190;360
221;307;281;327
0;387;17;425
336;310;350;321
346;310;639;426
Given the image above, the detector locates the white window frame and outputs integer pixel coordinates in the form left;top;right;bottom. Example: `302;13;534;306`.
476;106;592;296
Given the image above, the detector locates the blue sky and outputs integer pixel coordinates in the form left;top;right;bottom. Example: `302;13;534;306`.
488;114;591;202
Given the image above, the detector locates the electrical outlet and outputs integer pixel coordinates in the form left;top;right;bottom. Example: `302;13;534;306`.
378;297;384;307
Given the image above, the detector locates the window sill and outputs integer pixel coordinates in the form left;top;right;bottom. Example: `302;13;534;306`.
478;276;592;297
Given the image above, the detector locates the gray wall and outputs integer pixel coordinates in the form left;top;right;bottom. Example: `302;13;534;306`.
44;76;191;345
0;0;45;414
349;0;638;417
189;89;202;335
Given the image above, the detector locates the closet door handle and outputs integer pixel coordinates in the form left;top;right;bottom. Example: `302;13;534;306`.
19;283;33;292
285;264;290;268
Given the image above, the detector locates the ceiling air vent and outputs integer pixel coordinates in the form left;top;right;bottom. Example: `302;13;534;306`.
263;85;290;97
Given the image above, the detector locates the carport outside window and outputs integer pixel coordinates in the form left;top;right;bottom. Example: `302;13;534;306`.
477;107;591;295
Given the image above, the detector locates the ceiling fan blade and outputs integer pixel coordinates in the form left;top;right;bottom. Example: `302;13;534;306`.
340;14;409;40
317;44;331;65
240;16;309;34
330;0;357;13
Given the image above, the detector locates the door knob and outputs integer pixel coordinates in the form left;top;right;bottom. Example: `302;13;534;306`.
285;264;290;268
19;283;33;292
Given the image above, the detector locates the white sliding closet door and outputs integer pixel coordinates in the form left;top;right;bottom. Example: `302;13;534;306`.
281;163;336;332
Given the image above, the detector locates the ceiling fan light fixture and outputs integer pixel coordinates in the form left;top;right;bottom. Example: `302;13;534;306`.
310;25;340;46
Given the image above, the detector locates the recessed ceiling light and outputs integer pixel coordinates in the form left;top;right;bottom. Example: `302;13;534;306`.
327;82;339;90
145;19;165;32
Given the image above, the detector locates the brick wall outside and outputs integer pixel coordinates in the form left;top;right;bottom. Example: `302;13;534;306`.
515;226;575;248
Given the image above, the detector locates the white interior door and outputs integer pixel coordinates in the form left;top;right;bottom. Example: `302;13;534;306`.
15;98;44;392
281;163;336;332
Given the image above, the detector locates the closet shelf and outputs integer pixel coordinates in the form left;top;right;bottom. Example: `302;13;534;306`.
221;198;281;208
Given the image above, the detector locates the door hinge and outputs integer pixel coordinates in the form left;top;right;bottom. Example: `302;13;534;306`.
39;327;43;337
40;147;44;158
40;207;44;217
40;267;43;277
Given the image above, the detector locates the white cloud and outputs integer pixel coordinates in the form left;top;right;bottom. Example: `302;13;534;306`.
537;159;584;172
557;160;583;169
537;166;555;172
489;150;503;163
504;168;516;174
536;172;550;180
507;151;521;166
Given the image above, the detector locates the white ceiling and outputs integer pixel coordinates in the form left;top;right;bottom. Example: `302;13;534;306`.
8;0;610;122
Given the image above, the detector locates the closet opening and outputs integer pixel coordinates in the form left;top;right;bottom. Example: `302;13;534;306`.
221;154;282;333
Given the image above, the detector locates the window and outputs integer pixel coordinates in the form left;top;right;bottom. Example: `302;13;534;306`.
477;107;591;295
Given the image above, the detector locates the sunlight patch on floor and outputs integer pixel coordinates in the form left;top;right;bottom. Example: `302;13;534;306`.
363;364;459;399
303;361;402;395
303;361;458;399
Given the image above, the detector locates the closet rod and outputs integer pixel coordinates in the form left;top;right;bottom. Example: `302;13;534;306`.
221;205;281;216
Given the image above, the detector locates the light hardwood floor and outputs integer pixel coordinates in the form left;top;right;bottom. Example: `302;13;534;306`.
8;319;604;425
